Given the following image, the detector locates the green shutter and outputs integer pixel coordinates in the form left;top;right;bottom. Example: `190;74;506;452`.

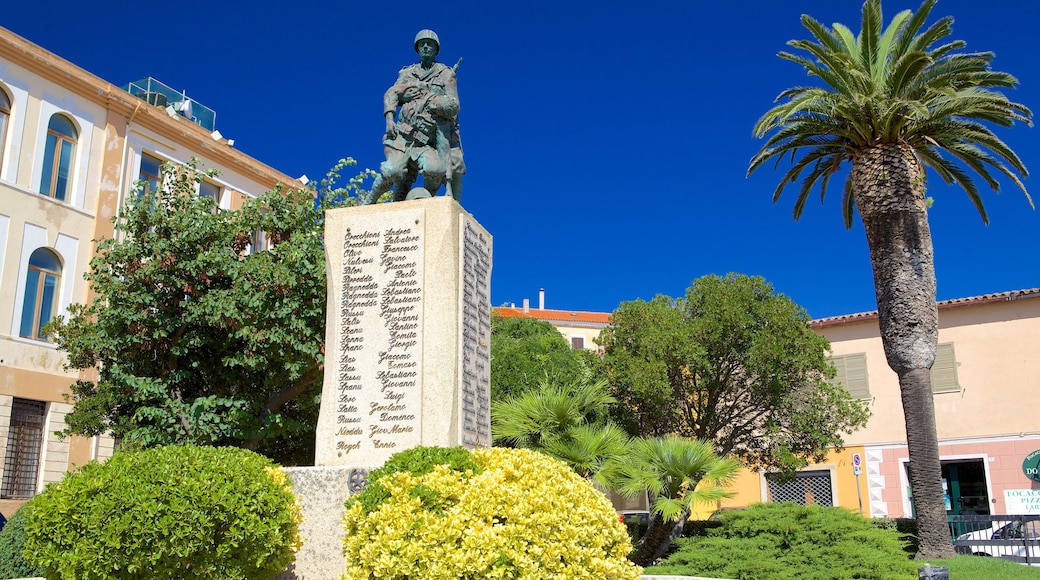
830;353;869;399
930;343;960;393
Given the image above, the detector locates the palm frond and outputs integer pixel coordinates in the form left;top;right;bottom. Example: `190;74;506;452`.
858;0;882;75
888;50;929;96
800;15;848;56
893;0;938;56
914;146;987;222
872;7;914;87
841;179;856;229
749;0;1031;222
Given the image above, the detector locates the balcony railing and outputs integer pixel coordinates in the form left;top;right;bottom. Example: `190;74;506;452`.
122;77;217;132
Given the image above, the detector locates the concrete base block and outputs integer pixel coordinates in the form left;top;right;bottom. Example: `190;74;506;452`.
276;465;367;580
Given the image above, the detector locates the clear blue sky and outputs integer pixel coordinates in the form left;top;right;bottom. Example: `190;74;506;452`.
4;0;1037;319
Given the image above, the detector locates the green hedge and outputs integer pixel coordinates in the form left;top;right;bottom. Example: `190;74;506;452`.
649;503;917;580
23;445;301;580
0;504;45;579
870;517;919;555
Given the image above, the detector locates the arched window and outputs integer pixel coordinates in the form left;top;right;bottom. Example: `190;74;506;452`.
39;114;77;201
19;248;62;341
0;88;11;173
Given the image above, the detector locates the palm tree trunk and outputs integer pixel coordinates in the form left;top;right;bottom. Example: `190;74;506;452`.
630;511;684;567
898;367;954;558
852;143;955;559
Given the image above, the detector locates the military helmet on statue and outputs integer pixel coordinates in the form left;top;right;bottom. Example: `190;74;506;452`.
414;29;440;54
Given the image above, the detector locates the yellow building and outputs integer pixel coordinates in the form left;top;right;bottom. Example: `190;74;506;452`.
520;289;1040;519
0;27;300;516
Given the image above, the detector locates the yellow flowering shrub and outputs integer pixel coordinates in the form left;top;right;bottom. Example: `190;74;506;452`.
343;447;641;579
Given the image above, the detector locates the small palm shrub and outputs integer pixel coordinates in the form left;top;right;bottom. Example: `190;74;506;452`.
23;445;302;580
0;504;44;579
648;502;917;580
343;446;642;579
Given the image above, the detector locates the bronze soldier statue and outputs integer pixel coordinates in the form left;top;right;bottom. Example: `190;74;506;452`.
365;30;465;204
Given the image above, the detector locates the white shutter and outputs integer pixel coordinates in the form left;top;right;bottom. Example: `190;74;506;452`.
830;353;870;399
930;343;960;393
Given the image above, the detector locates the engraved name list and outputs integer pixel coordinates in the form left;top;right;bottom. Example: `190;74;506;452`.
334;212;424;458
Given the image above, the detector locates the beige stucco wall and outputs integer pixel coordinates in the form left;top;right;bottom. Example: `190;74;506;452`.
821;297;1040;446
551;321;607;351
714;296;1040;518
0;26;302;509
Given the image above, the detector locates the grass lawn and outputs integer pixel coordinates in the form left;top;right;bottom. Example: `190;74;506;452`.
644;555;1040;579
932;556;1040;579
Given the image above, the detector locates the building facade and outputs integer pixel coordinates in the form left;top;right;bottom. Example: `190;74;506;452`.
493;301;609;352
516;289;1040;519
0;27;300;516
779;289;1040;520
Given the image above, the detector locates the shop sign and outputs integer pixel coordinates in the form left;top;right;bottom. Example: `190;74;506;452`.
1023;449;1040;482
1004;489;1040;515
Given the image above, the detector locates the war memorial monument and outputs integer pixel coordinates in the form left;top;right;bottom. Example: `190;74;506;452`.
279;30;491;579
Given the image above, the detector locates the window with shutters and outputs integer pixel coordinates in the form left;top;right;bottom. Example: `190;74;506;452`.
930;342;960;393
830;353;869;399
570;336;585;350
198;180;223;213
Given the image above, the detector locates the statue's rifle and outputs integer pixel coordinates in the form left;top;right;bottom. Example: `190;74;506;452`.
442;57;463;200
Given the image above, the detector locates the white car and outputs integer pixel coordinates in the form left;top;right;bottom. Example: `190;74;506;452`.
955;519;1040;565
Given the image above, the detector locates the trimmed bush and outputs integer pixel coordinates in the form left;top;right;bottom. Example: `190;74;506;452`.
343;446;642;579
23;445;302;580
0;504;45;579
349;445;482;515
648;502;918;580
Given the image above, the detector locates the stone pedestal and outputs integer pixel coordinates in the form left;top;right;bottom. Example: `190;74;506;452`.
281;197;492;579
314;195;493;468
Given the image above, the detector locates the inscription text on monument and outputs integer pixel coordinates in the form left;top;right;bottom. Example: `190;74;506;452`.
333;209;425;460
458;217;492;447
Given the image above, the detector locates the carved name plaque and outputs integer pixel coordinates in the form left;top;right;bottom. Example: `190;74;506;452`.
458;217;492;448
329;207;424;463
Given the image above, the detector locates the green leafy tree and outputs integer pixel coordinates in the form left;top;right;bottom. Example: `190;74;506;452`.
747;0;1031;557
490;315;591;402
0;504;45;579
48;159;369;463
598;274;870;475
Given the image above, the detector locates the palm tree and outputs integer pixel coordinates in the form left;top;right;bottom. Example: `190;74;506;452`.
749;0;1031;559
491;378;630;487
620;435;739;567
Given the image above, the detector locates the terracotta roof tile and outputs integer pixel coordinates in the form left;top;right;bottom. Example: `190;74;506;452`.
811;288;1040;328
